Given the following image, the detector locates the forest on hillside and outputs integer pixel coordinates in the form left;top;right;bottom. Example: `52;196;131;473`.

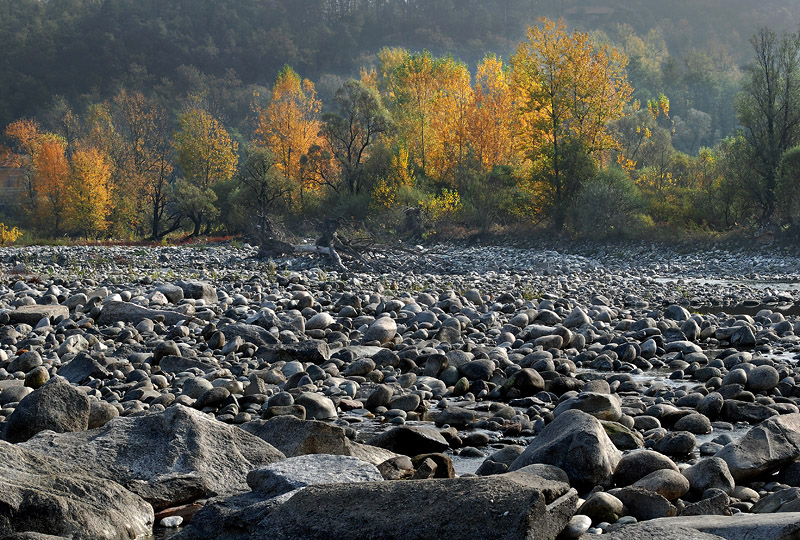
1;0;800;244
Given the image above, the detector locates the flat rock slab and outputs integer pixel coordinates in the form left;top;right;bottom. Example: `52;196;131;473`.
96;300;188;326
255;470;577;540
603;521;726;540
0;440;153;539
246;454;383;497
255;340;331;364
8;305;68;325
21;404;285;507
644;513;800;540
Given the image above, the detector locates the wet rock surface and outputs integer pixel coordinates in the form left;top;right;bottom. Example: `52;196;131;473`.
0;242;799;538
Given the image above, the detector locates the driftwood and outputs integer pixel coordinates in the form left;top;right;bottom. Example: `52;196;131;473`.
251;215;349;271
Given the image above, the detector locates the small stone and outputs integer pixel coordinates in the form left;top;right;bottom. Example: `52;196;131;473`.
160;516;183;528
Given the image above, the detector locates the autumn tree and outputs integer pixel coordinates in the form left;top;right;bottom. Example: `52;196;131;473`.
511;17;633;228
322;79;391;195
174;108;238;236
111;91;176;239
429;58;473;188
67;145;112;238
390;51;442;177
5;120;71;233
737;27;800;223
255;66;322;206
468;56;518;173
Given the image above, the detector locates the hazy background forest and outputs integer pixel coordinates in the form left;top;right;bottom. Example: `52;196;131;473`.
1;0;800;244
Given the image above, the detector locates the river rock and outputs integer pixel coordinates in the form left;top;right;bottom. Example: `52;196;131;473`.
178;280;218;304
21;404;285;507
367;425;450;456
579;491;625;524
3;376;90;443
0;439;153;539
251;469;578;540
247;454;382;497
293;392;337;420
614;450;680;487
745;365;780;392
643;513;800;539
610;486;677;520
8;304;68;325
96;300;186;325
682;457;735;496
363;316;397;344
553;392;622;421
632;468;690;500
715;413;800;481
602;521;727;540
509;409;621;491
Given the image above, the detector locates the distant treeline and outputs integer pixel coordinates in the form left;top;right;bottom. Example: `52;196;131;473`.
1;0;799;135
1;3;800;244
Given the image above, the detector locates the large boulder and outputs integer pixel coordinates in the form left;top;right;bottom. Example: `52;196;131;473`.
367;425;450;456
253;469;577;540
0;440;153;539
715;413;800;482
642;513;800;540
509;409;621;491
603;521;726;540
3;376;90;443
21;405;285;508
178;280;218;304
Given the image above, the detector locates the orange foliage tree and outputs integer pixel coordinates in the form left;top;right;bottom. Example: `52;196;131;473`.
5;119;72;233
255;66;322;207
468;56;519;173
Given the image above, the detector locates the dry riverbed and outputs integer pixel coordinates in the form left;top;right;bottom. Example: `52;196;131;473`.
1;242;800;539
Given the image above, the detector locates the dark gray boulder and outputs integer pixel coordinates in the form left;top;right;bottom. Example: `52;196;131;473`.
0;440;153;539
509;409;621;491
21;405;285;508
246;454;382;498
367;425;450;456
3;376;90;443
715;413;800;482
254;469;577;540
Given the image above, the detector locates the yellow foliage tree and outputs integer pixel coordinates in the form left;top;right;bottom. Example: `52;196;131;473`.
511;17;633;227
255;66;322;207
174;108;238;236
68;145;113;238
429;58;474;188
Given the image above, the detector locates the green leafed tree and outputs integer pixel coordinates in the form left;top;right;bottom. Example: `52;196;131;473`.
737;27;800;223
322;79;392;195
